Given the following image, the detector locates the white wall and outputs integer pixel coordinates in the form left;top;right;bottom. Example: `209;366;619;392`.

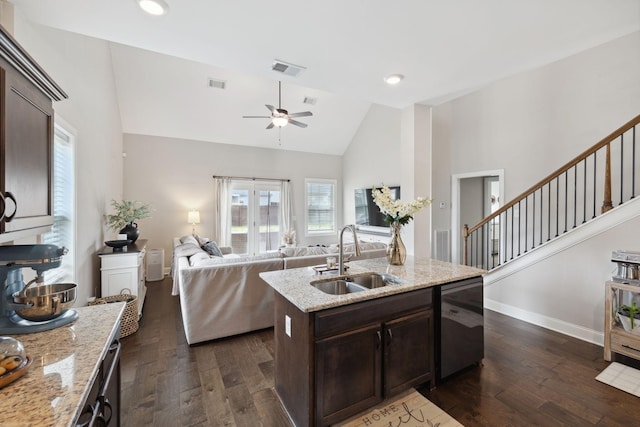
431;31;640;338
485;203;640;343
13;18;124;304
122;134;342;268
432;31;640;234
343;104;403;229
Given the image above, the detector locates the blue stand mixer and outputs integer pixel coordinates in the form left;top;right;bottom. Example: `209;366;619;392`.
0;244;78;334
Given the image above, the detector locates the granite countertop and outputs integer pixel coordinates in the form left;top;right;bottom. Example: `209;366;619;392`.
260;256;486;313
0;302;125;427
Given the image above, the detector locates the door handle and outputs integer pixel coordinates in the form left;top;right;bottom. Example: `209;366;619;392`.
4;192;16;222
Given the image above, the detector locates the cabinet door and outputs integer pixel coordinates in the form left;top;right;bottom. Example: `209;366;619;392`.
1;65;54;233
384;310;433;396
315;323;382;426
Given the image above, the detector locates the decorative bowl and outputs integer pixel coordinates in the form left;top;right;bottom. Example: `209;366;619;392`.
105;240;132;249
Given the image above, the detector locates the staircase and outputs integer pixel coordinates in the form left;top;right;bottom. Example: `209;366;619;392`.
463;114;640;271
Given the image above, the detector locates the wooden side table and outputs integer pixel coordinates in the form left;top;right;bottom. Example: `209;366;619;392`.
604;281;640;361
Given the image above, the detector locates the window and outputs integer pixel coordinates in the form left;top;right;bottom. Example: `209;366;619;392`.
305;179;336;235
44;122;76;283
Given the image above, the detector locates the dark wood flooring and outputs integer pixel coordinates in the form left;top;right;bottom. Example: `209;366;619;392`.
121;277;640;426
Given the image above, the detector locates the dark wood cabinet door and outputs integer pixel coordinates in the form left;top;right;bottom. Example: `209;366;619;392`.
315;323;382;426
384;310;433;396
1;65;53;233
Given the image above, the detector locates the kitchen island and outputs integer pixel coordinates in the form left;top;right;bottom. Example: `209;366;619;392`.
260;256;485;427
0;302;125;427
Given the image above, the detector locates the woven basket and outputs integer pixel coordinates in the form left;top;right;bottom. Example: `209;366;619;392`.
89;289;139;337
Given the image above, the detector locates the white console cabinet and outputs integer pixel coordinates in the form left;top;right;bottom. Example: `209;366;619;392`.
99;239;147;318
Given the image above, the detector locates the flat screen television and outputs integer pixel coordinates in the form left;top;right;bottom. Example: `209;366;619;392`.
354;186;400;232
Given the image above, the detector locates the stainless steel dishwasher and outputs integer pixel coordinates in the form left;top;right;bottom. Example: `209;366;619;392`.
435;276;484;382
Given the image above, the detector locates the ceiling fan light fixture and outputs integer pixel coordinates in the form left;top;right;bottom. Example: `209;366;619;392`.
137;0;169;16
384;74;404;85
272;116;289;128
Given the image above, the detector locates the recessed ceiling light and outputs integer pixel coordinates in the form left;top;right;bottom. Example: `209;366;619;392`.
384;74;404;85
137;0;169;16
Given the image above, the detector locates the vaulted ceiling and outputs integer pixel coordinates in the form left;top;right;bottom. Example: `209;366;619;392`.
11;0;640;155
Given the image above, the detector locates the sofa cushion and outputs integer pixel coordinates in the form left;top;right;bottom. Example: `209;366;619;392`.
188;251;211;266
202;241;224;257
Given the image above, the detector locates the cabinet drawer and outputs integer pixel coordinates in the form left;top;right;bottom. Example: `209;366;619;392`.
315;288;432;339
100;253;141;270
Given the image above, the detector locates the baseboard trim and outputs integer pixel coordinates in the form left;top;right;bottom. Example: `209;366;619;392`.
485;297;604;346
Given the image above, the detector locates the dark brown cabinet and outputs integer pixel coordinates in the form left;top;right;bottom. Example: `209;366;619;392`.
275;287;434;427
315;324;382;424
384;310;433;397
0;26;66;237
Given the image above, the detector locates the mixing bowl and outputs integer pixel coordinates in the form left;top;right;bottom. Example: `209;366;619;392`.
12;283;77;322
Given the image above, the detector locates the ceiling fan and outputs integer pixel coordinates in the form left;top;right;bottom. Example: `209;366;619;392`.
243;81;313;129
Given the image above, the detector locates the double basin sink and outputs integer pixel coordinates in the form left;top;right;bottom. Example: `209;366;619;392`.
311;272;406;295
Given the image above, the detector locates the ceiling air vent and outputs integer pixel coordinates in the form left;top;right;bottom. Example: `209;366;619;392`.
207;78;226;89
303;96;317;105
271;59;306;77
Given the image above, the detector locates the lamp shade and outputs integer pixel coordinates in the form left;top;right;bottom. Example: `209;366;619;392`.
188;210;200;225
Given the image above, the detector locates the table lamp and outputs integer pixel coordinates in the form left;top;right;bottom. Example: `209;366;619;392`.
188;210;200;236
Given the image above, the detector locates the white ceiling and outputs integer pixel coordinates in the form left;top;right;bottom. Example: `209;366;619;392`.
11;0;640;155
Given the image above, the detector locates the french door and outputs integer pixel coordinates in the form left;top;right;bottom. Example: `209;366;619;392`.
230;181;281;255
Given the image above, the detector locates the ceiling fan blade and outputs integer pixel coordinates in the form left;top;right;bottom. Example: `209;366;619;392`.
265;104;275;112
243;115;271;119
288;119;308;128
266;122;275;129
288;111;313;118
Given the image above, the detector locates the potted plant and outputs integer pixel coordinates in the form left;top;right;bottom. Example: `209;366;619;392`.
106;199;152;243
617;301;640;335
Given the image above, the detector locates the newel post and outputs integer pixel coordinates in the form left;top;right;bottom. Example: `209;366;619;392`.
602;142;613;213
462;224;469;266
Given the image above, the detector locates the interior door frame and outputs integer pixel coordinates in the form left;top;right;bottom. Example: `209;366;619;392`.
451;169;504;264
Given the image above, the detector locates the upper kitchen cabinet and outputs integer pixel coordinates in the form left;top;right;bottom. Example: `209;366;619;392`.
0;25;67;240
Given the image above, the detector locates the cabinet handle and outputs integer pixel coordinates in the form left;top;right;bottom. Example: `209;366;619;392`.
76;400;101;427
0;192;5;221
376;331;381;349
101;397;112;426
98;340;121;399
4;192;16;222
387;329;393;344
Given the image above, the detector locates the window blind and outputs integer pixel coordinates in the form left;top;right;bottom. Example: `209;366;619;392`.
44;126;75;283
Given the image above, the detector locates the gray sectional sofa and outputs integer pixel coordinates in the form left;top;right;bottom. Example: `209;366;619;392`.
171;236;386;344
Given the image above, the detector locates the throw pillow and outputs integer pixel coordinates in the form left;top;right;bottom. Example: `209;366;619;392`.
194;234;209;247
180;235;199;246
174;242;204;258
202;241;224;257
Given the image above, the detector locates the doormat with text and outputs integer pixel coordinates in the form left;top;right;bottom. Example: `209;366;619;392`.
334;388;464;427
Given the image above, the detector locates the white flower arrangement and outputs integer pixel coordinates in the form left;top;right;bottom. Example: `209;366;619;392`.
371;185;431;226
282;228;296;246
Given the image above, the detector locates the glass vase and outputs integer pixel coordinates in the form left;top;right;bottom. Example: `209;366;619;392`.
386;222;406;265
